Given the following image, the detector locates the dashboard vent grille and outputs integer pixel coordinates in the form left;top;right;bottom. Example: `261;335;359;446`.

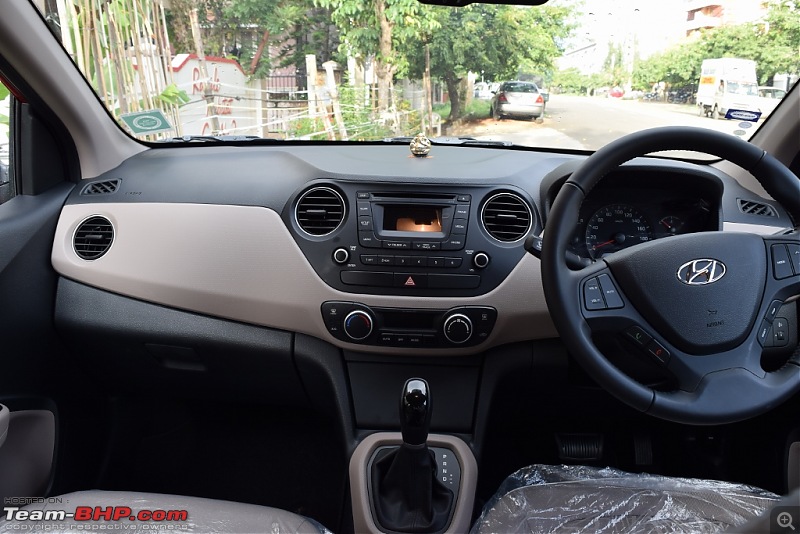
481;192;532;242
738;199;777;217
295;187;345;236
81;179;121;195
73;216;114;260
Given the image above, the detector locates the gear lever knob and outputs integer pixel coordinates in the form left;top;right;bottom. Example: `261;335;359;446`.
400;378;431;446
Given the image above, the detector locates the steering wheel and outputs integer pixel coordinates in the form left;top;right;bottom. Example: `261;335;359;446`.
542;127;800;425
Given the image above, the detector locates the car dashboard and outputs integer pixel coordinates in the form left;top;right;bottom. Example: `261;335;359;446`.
50;143;791;359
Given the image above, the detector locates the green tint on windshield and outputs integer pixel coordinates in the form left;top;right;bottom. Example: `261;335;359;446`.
33;0;799;149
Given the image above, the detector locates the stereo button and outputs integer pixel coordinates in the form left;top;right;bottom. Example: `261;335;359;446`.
384;241;411;250
378;255;395;266
442;237;465;250
357;201;371;216
444;257;463;268
360;255;378;265
456;194;471;202
428;257;445;268
358;216;373;230
359;232;379;248
455;204;469;218
413;242;440;251
451;219;468;234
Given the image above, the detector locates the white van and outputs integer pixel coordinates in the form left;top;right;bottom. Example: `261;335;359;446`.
697;58;760;120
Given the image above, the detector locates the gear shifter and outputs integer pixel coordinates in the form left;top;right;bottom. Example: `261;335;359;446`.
371;378;454;533
400;378;431;446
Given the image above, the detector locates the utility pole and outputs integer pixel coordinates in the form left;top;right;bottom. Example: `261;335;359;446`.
190;7;219;133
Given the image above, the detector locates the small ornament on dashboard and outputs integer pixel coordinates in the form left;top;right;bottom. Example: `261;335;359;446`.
410;133;432;157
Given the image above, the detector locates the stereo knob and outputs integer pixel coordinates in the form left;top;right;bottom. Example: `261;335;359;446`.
473;252;490;269
333;247;350;264
443;313;472;344
344;310;373;341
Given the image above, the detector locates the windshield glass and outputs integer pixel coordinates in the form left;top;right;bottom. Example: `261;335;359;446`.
34;0;799;149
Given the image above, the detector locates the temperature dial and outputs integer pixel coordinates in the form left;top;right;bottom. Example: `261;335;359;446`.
443;313;473;344
343;310;373;341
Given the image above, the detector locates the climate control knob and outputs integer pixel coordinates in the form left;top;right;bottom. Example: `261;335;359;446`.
443;313;472;344
473;252;490;269
333;247;350;264
343;310;373;341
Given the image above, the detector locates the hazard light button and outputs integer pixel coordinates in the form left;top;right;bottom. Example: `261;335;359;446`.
393;273;428;288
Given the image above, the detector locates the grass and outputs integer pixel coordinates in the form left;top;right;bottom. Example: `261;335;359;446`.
433;99;492;122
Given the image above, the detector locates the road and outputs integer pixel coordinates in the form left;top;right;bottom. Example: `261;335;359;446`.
453;94;758;151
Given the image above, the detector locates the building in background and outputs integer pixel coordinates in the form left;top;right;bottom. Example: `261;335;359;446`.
686;0;767;37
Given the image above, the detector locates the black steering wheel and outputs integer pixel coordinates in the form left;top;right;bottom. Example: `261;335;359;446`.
542;127;800;425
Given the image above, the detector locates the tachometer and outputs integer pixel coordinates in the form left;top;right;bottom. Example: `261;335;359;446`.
585;204;653;258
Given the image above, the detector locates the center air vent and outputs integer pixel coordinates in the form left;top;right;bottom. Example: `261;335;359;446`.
737;198;777;217
481;192;532;242
81;179;121;195
295;187;345;236
73;216;114;260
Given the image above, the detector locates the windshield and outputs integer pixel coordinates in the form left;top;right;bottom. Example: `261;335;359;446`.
34;0;799;150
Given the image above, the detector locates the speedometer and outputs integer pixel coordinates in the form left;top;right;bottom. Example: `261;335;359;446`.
585;204;653;258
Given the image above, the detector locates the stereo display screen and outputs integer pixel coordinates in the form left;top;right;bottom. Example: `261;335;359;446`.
382;205;443;233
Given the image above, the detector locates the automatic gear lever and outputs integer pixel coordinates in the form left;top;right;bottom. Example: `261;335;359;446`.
371;377;454;532
400;378;431;446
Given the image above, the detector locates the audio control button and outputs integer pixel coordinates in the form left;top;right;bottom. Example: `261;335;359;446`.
428;257;445;268
413;242;440;251
455;204;469;218
473;252;490;269
361;255;377;265
451;219;468;234
444;257;462;268
442;237;465;250
332;248;350;264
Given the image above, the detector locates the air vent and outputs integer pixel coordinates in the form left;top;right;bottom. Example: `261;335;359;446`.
295;187;346;236
81;179;121;195
73;216;114;260
738;198;777;217
481;192;533;242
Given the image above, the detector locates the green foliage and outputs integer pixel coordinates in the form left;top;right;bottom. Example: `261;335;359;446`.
0;84;9;102
433;99;490;121
157;84;191;106
633;0;800;89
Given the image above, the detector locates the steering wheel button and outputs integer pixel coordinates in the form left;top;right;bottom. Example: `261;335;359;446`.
597;274;624;309
645;340;670;364
757;320;771;346
765;300;783;323
625;326;652;347
771;244;794;279
787;244;800;274
583;278;606;310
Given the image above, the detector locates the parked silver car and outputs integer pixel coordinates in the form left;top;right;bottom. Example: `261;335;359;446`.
491;81;545;120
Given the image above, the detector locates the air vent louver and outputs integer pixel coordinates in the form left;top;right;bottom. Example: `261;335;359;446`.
73;216;114;260
481;192;533;242
737;199;777;217
295;187;345;236
81;179;121;195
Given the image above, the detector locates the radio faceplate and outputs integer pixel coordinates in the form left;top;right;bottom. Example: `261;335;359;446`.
284;182;535;297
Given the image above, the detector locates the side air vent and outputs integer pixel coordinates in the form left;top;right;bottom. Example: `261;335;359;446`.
738;198;777;217
481;192;533;242
295;187;346;236
81;179;121;195
73;216;114;260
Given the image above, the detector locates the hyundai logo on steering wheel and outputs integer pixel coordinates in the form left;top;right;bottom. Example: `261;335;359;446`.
677;259;727;285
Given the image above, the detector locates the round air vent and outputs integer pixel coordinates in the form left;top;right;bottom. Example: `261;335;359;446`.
73;216;114;260
481;192;533;242
295;186;346;236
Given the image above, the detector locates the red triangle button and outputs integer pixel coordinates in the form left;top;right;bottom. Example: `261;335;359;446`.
404;276;416;287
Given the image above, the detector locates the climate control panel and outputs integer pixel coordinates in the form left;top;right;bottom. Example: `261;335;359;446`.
321;301;497;348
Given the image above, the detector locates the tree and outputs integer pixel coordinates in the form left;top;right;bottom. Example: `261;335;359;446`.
405;4;574;121
316;0;437;112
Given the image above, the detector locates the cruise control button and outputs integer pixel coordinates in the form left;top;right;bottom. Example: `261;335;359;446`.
788;244;800;274
646;339;670;364
597;274;623;309
583;278;606;311
625;326;652;347
772;244;793;279
394;273;428;288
